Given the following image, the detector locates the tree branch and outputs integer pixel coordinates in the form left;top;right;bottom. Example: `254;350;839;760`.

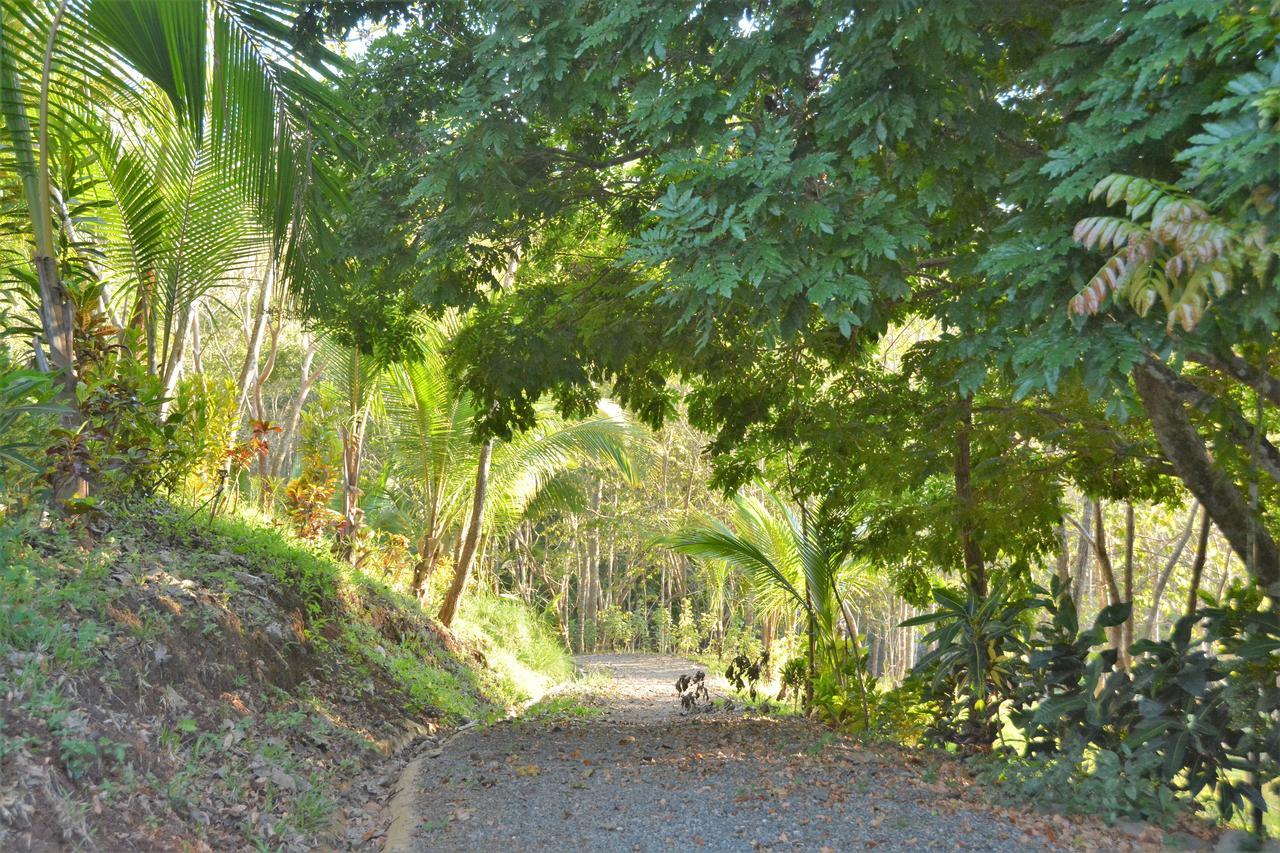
1185;349;1280;409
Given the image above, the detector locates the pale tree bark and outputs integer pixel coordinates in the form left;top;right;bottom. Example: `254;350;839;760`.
1072;497;1094;604
249;314;284;504
336;345;374;558
586;478;603;650
189;307;204;376
1144;503;1201;640
250;312;282;424
236;265;274;417
159;304;194;410
576;539;588;651
338;403;371;557
556;573;572;648
438;439;493;628
267;335;319;480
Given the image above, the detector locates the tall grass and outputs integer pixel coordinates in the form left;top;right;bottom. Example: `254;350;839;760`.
454;593;574;705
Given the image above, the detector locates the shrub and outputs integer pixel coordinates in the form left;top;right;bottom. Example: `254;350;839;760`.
54;352;202;501
0;359;58;509
172;375;239;499
674;598;700;655
907;576;1279;830
973;740;1184;826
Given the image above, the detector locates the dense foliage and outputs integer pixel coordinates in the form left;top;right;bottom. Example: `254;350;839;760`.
0;0;1276;840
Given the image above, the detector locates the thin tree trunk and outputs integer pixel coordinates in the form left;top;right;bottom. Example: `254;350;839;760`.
1072;497;1094;603
267;336;318;480
1185;511;1212;617
586;479;602;650
1144;503;1201;639
556;574;572;648
159;303;194;410
252;312;282;421
1092;500;1124;654
0;5;83;498
190;307;205;375
1123;503;1136;656
235;265;273;417
1055;523;1071;586
338;411;369;555
954;395;986;596
1215;550;1232;600
438;440;492;628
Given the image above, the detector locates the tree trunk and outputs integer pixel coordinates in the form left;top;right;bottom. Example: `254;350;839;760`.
1055;523;1071;586
338;413;368;557
190;307;205;376
0;8;84;499
1215;551;1233;600
1133;359;1280;597
337;347;372;559
438;439;493;628
411;545;435;602
1185;510;1212;617
1144;503;1201;639
1072;497;1094;604
586;479;602;650
954;395;986;596
267;336;319;480
235;265;274;417
159;302;194;411
1092;500;1125;655
1123;503;1136;656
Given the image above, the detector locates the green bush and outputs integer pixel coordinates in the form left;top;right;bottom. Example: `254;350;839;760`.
973;740;1184;827
674;598;700;655
0;357;59;508
906;576;1280;830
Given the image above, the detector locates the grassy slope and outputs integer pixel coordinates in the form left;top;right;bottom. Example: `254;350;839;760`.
0;503;571;850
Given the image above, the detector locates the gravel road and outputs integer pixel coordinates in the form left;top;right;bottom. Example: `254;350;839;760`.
396;654;1079;852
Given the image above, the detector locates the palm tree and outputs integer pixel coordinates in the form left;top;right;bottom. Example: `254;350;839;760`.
376;324;644;627
665;487;873;723
97;91;260;407
0;0;345;495
314;336;391;554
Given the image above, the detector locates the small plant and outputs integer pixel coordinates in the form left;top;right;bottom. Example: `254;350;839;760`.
675;671;711;714
725;650;769;701
777;655;808;709
674;599;701;655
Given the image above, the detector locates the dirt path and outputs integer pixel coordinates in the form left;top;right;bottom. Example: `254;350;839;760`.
391;654;1082;852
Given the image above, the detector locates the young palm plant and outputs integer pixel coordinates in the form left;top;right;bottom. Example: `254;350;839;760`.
665;488;873;725
313;335;397;553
